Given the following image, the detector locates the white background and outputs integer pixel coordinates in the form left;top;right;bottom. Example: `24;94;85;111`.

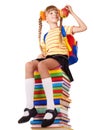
0;0;94;130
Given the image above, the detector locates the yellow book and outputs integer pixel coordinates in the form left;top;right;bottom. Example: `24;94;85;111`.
34;95;71;103
31;126;73;130
35;104;68;111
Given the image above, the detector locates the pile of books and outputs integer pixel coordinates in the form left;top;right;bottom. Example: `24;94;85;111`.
30;67;73;130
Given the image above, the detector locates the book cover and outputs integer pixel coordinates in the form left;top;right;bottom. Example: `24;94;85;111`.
34;107;68;115
34;98;71;106
34;68;70;82
30;123;72;129
34;85;70;94
35;112;68;119
34;93;69;99
31;127;73;130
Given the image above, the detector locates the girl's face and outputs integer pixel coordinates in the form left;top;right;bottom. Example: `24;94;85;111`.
45;9;60;24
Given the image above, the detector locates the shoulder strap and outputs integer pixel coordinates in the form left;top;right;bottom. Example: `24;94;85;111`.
43;32;48;43
61;26;66;37
43;26;66;43
61;26;72;52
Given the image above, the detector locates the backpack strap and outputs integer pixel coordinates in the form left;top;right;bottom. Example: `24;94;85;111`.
43;32;48;43
61;26;72;52
61;26;66;37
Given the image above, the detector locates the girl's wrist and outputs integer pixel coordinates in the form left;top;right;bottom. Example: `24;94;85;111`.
70;10;75;15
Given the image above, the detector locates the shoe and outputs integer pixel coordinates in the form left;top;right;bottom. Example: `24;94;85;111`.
41;108;58;127
18;107;37;123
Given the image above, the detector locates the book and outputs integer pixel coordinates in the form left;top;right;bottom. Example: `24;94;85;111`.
31;127;73;130
60;100;70;108
33;116;70;123
34;98;71;106
35;105;68;111
34;81;70;93
35;112;68;119
34;93;69;99
34;89;62;94
35;76;70;84
35;82;63;89
34;68;70;82
34;106;68;115
30;119;65;124
34;84;70;97
34;94;71;102
32;115;70;124
30;123;72;129
31;68;72;130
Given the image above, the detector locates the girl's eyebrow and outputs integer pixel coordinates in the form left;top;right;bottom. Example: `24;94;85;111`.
47;9;58;12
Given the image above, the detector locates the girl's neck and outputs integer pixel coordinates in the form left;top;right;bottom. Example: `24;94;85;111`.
49;23;59;29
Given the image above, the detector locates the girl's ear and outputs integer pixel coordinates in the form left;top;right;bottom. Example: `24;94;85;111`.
40;11;46;21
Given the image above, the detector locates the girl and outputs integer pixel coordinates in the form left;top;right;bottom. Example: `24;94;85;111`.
18;5;87;127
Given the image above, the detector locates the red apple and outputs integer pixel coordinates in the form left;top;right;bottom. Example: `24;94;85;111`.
60;7;69;18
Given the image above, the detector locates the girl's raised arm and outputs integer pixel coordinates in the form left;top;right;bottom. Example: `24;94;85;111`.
66;5;87;34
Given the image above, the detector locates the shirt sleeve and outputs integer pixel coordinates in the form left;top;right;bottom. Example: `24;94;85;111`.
64;25;74;35
39;41;46;55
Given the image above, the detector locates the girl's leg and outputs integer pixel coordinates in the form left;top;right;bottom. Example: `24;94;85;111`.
18;60;39;123
37;58;60;127
25;60;40;109
38;58;60;79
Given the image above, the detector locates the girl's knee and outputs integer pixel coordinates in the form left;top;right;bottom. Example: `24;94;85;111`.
25;61;32;68
25;61;34;78
25;60;38;71
25;61;34;71
38;61;46;71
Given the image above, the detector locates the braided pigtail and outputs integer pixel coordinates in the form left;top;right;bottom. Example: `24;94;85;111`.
38;17;42;44
59;17;63;46
38;17;43;52
60;16;63;28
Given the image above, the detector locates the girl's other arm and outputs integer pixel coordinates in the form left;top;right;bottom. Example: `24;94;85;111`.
66;5;87;34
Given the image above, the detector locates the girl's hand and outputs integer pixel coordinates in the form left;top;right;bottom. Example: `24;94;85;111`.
65;5;74;14
37;53;45;58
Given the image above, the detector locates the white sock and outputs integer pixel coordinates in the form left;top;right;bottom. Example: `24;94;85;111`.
42;77;54;119
24;78;35;116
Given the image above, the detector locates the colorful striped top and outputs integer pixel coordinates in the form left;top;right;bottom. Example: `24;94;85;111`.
40;26;73;56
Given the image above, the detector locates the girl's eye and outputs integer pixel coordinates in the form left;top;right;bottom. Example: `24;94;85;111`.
50;12;53;14
50;11;58;15
55;11;58;14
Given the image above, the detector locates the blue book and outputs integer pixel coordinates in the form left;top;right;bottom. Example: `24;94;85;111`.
30;119;63;125
34;98;61;106
35;82;63;89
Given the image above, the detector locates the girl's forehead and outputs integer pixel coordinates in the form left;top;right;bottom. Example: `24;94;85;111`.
45;5;59;13
46;8;58;13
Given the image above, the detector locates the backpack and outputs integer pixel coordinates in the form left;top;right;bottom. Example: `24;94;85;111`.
43;26;78;65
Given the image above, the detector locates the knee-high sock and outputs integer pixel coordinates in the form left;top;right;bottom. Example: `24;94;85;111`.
42;77;54;119
24;78;35;116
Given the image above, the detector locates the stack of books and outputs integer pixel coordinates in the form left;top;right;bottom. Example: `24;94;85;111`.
30;67;73;130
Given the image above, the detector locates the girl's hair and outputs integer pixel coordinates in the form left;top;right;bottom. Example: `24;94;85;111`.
38;5;63;44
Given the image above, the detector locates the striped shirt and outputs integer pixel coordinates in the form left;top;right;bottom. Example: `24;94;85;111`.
40;26;73;56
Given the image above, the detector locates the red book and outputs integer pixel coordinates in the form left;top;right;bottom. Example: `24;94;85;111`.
34;89;69;97
35;76;70;84
34;89;62;95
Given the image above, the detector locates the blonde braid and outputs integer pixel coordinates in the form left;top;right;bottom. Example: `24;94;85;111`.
38;18;42;44
59;17;63;46
60;17;63;29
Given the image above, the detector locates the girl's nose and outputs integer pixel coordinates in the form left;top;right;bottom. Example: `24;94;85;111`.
53;12;57;16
